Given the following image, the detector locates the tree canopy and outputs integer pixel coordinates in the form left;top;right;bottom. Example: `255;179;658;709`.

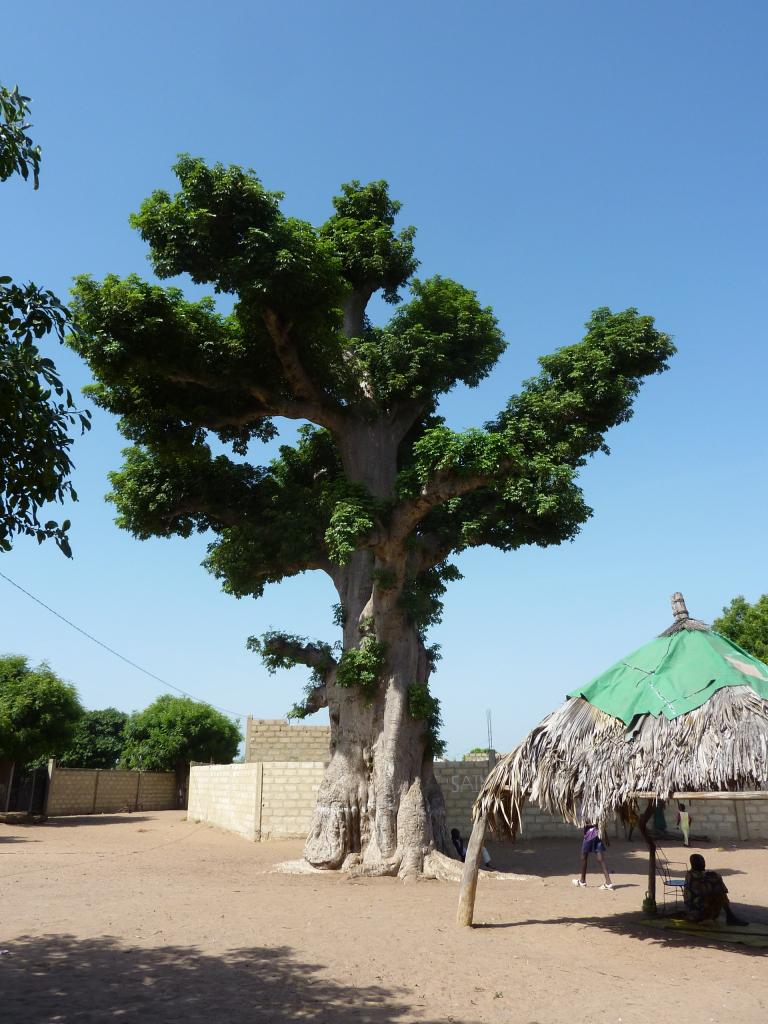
714;594;768;664
0;83;90;555
70;158;673;633
120;695;241;771
57;707;128;769
0;655;83;764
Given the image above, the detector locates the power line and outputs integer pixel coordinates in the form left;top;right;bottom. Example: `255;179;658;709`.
0;570;249;719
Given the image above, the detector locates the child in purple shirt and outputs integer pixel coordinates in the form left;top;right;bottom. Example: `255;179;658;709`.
572;823;614;890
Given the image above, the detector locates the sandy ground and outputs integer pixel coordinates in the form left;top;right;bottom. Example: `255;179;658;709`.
1;812;766;1023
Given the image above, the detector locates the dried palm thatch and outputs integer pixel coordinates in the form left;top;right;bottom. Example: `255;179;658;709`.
475;594;768;838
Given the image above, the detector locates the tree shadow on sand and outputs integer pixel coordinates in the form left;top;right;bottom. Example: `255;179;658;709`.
487;839;748;878
1;934;473;1024
475;907;768;955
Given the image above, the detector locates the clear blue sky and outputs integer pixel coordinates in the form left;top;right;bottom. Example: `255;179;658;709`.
2;1;767;757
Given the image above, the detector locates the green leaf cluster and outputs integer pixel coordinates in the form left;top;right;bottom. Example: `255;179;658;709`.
714;595;768;664
400;562;463;639
1;82;90;556
120;695;241;772
319;179;417;305
336;638;386;702
1;280;91;554
57;708;128;770
0;655;83;764
325;497;375;565
0;84;40;187
408;683;446;759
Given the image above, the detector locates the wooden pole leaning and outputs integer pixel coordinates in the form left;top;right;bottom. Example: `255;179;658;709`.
456;812;488;927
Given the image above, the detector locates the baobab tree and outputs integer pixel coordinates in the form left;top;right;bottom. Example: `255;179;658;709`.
70;157;674;876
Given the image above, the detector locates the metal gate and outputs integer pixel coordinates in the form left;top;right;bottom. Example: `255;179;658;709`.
6;766;48;814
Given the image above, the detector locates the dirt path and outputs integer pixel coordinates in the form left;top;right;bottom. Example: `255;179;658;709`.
1;812;766;1022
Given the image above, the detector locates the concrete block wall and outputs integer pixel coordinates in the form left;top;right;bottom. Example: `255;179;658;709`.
189;753;768;845
46;764;175;816
188;763;263;840
433;759;581;838
260;761;326;839
188;760;326;840
744;797;768;838
434;760;491;832
245;717;331;763
518;804;582;839
137;772;179;810
677;797;768;841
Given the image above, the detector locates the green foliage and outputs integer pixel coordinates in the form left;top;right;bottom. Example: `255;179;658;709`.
120;695;241;771
247;631;334;675
400;562;462;638
355;276;505;406
320;179;417;305
247;631;336;720
408;683;446;759
286;687;320;721
714;595;768;664
57;708;128;769
325;496;375;565
0;655;83;763
0;84;40;187
1;83;90;555
0;281;91;554
336;638;386;702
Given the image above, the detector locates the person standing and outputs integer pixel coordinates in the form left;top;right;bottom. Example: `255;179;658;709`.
677;802;692;847
572;823;614;890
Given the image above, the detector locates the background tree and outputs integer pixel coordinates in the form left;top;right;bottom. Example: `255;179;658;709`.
714;594;768;663
0;83;90;555
0;655;83;765
120;695;241;805
57;707;128;769
69;158;674;875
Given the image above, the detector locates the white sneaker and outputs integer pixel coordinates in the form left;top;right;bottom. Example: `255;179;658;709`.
599;883;615;890
572;879;586;887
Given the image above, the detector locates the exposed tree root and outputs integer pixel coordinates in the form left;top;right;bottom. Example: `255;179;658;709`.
273;851;535;882
272;859;330;875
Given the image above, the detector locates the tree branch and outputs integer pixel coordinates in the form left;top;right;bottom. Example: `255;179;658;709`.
300;683;329;715
262;310;344;431
388;468;506;548
249;632;338;683
165;370;329;425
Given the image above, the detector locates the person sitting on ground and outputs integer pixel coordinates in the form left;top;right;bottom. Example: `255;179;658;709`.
450;827;492;868
451;828;466;860
683;854;747;926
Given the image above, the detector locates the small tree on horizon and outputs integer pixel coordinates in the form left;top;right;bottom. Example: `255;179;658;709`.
0;655;83;766
714;594;768;663
121;695;241;804
69;158;674;875
57;707;128;769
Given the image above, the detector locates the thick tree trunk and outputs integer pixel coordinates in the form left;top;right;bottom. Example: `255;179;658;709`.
303;551;449;876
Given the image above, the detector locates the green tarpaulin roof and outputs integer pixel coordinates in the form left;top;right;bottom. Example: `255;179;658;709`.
568;628;768;725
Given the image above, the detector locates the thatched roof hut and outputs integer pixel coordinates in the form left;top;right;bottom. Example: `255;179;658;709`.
456;593;768;924
476;593;768;836
456;589;768;925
